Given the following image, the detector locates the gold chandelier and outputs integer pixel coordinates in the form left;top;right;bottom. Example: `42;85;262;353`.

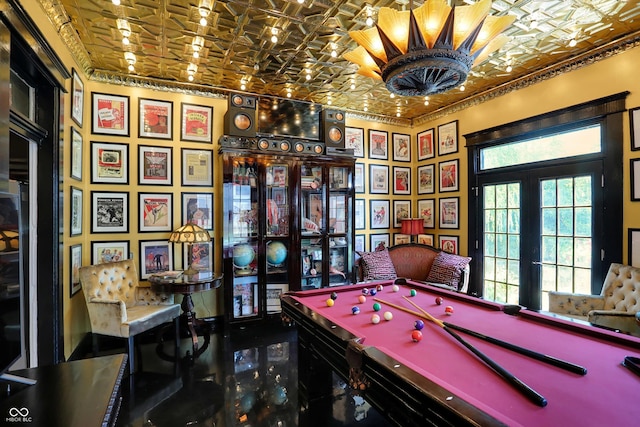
344;0;515;97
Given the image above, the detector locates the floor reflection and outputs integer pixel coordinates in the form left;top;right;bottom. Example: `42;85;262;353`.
115;320;392;427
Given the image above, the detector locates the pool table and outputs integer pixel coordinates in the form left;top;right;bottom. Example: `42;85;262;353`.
281;280;640;427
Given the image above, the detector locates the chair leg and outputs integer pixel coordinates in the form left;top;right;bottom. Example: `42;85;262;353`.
128;336;135;376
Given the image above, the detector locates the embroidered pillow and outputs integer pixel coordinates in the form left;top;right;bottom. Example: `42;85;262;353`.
425;252;471;290
357;249;397;281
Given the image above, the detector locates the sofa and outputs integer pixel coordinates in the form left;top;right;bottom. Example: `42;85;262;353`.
356;243;471;292
548;263;640;336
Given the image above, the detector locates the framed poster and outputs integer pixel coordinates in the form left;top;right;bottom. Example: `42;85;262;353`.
91;191;129;233
181;102;213;143
418;234;434;246
184;240;213;272
439;197;460;229
355;198;365;230
418;164;435;194
70;244;82;297
91;141;129;184
417;128;435;160
630;107;640;151
370;233;390;251
394;234;411;245
139;240;173;279
631;158;640;201
369;164;389;194
70;186;83;236
92;240;130;264
355;234;365;253
345;127;365;158
182;148;213;186
393;166;411;195
629;228;640;267
139;98;173;139
71;68;84;127
139;145;172;185
354;162;365;193
182;192;213;230
139;192;173;232
393;200;411;228
439;159;459;192
392;132;411;162
438;120;458;156
266;283;288;312
370;199;390;229
91;92;129;136
70;127;83;181
418;199;436;228
439;235;459;254
368;129;388;160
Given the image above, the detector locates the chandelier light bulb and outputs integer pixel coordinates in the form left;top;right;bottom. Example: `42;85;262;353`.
569;38;577;47
506;65;512;72
112;0;120;5
460;84;466;91
122;37;129;45
128;64;134;71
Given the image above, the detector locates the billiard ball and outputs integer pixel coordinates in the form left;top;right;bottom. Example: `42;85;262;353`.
410;289;417;297
372;302;381;312
445;305;454;315
411;330;423;342
414;319;425;330
435;296;444;305
371;314;381;324
376;285;384;292
358;295;367;304
362;288;369;295
392;284;400;292
370;289;377;296
330;292;338;300
383;311;393;321
352;306;360;315
326;298;335;307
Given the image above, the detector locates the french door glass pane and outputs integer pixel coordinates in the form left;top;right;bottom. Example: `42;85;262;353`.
483;183;521;304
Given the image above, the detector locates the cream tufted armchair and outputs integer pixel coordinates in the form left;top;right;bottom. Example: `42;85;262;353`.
548;263;640;336
79;259;181;374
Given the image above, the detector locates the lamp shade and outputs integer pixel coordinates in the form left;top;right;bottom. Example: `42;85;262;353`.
168;223;210;243
401;218;424;236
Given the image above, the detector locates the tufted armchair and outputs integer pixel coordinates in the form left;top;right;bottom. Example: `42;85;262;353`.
79;259;181;374
548;263;640;335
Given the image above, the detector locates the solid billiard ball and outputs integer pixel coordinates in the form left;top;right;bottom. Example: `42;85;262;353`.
372;302;381;312
370;289;377;296
330;292;338;300
362;288;369;295
376;285;384;292
445;305;454;315
410;289;417;297
358;295;367;304
352;306;360;315
371;314;381;324
383;311;393;321
326;298;335;307
414;319;425;330
392;284;400;292
435;296;444;306
411;330;423;342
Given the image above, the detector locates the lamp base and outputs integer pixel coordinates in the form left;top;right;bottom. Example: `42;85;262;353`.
183;264;200;277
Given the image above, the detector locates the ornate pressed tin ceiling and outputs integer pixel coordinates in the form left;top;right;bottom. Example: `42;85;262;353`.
42;0;640;124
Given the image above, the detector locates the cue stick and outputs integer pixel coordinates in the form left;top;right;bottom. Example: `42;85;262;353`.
374;297;587;375
375;297;548;407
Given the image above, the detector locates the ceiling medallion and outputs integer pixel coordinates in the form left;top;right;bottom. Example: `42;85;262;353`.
344;0;515;97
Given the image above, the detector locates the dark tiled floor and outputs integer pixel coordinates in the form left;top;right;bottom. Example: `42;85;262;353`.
115;320;393;427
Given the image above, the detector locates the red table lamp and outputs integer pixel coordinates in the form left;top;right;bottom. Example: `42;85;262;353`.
401;218;424;243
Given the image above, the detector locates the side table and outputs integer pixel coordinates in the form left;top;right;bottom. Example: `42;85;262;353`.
150;272;223;359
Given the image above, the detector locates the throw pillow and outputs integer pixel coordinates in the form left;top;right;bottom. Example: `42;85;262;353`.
357;249;397;281
425;252;471;290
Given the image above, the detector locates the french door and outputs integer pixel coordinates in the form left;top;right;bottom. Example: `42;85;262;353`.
477;161;604;310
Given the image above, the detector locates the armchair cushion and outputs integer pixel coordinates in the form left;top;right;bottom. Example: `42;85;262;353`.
356;249;397;281
547;292;605;319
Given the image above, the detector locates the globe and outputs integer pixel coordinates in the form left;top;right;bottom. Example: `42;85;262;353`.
266;241;287;266
233;244;255;268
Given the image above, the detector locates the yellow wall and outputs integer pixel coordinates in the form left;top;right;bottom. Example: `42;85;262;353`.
23;1;640;359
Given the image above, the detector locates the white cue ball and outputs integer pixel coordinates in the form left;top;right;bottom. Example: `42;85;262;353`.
392;284;400;292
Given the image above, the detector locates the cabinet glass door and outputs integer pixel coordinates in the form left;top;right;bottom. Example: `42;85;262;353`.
230;158;259;319
328;166;350;286
265;163;290;312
